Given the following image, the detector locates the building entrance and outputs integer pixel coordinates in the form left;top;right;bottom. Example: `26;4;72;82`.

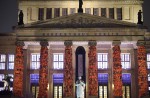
98;85;108;98
31;85;39;98
122;85;130;98
53;85;63;98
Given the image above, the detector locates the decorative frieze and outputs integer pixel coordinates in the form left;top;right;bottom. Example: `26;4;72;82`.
137;40;145;46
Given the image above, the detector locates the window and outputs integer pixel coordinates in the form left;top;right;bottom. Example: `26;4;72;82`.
122;73;131;84
148;74;150;91
30;74;39;84
0;54;6;70
70;8;76;14
93;8;99;16
8;54;15;70
54;8;60;18
46;8;52;19
101;8;106;17
38;8;44;20
53;73;64;84
85;8;91;14
62;8;68;16
0;74;4;81
109;8;114;19
31;53;40;69
147;54;150;69
117;8;122;20
121;53;130;69
53;53;64;69
97;53;108;69
98;73;108;84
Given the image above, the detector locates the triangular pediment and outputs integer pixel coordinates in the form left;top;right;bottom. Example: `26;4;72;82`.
22;13;137;28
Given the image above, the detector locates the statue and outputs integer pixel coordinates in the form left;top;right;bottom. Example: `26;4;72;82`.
75;76;85;98
78;0;83;13
18;10;24;25
2;75;13;91
137;10;143;24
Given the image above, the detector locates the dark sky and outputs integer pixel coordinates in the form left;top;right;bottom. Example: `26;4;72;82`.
0;0;150;33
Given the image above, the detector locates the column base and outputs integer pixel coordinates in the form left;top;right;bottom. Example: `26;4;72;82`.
89;96;98;98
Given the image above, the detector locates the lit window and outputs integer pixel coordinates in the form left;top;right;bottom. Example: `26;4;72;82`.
53;53;64;69
8;54;15;70
147;54;150;69
0;54;6;70
30;74;39;84
31;53;40;69
97;53;108;69
0;74;4;81
8;74;14;82
121;53;130;69
122;73;131;84
53;73;64;84
98;73;108;84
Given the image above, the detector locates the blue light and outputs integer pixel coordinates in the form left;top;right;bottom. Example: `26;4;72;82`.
98;73;108;84
53;74;64;84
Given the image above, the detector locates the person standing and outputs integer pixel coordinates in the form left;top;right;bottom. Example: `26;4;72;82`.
75;76;85;98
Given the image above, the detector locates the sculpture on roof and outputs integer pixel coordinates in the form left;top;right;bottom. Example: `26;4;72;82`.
18;10;24;25
137;10;143;24
78;0;83;13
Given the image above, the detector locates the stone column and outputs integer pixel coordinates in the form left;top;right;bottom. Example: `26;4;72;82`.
13;41;24;97
64;41;73;98
88;41;98;98
137;41;148;98
112;41;122;98
38;41;49;98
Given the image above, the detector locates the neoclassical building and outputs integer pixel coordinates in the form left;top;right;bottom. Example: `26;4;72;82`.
0;0;150;98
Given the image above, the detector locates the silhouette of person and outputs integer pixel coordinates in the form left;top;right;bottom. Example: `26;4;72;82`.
137;10;143;24
75;76;85;98
18;10;24;25
79;0;83;9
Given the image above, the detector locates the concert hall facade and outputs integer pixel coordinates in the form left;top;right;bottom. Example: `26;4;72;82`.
0;0;150;98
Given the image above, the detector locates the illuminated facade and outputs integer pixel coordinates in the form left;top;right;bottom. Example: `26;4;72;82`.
0;0;150;98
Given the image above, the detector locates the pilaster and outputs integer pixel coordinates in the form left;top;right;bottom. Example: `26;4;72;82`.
38;41;49;98
13;41;25;97
64;41;73;98
88;41;98;97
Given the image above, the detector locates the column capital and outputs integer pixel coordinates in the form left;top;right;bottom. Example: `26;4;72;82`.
136;40;145;46
15;41;25;46
112;40;121;46
64;41;72;46
40;41;49;46
88;40;97;46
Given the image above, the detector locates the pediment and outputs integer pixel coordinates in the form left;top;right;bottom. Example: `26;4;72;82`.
22;13;137;28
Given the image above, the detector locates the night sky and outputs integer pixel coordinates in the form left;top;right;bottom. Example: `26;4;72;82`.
0;0;150;33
